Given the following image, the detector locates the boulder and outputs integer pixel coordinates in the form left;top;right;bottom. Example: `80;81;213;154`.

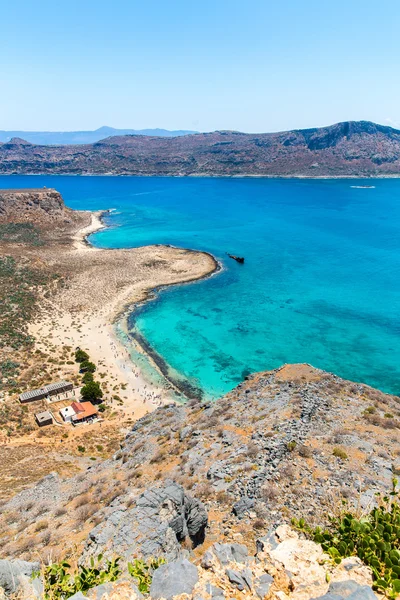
232;496;255;518
81;480;207;562
0;559;41;596
312;579;378;599
150;559;199;599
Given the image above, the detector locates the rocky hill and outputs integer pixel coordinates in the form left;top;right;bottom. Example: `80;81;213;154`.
0;363;399;598
0;127;198;145
1;121;400;176
0;188;73;224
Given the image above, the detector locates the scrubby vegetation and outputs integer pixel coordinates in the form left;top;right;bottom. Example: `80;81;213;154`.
0;256;53;353
41;554;165;599
0;222;43;246
293;481;400;598
42;555;121;599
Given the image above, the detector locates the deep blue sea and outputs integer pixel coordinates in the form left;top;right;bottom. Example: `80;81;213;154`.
2;176;400;398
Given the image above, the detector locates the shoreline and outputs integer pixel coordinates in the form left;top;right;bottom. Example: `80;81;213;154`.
29;209;219;422
83;209;221;401
3;172;400;179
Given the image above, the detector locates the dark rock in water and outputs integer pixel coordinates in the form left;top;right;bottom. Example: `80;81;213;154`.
81;480;207;562
150;558;199;599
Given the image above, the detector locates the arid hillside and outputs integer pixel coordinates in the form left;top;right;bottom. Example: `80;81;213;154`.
1;121;400;176
1;363;399;564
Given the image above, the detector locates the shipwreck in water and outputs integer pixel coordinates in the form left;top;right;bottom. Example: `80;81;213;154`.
227;253;245;264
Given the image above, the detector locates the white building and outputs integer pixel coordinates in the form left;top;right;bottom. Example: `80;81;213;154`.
60;405;76;422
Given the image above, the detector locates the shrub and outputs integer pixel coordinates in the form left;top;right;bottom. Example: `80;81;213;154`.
77;445;86;453
298;444;313;458
260;482;279;501
35;520;49;532
80;361;96;374
81;381;103;401
43;555;121;598
333;447;348;460
253;518;265;530
75;349;89;363
128;558;165;593
293;481;400;598
82;371;94;384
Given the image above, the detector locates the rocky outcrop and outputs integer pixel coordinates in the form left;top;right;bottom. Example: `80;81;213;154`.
82;481;208;563
0;559;42;598
1;121;400;176
0;526;381;599
0;188;72;224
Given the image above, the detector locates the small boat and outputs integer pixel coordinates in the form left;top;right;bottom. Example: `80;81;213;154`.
350;185;376;189
227;253;245;264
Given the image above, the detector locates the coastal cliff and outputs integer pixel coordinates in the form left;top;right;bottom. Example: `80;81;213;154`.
1;120;400;177
0;188;73;224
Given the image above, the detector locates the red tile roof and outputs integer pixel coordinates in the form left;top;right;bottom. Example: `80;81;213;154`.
72;401;98;421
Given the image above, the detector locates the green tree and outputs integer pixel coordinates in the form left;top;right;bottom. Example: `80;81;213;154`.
82;371;94;384
75;349;89;363
81;381;103;402
80;360;96;373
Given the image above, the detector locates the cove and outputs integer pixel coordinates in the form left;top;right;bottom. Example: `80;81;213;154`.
1;175;399;398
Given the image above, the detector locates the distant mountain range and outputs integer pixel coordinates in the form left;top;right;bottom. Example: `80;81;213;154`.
1;121;400;176
0;126;197;145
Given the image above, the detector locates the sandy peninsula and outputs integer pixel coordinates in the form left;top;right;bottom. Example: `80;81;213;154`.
0;189;217;497
29;210;217;419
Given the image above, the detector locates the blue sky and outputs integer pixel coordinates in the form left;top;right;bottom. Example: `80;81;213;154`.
1;0;399;132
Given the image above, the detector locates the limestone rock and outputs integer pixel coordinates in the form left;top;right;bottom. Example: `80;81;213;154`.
81;481;207;563
0;559;40;596
150;558;199;599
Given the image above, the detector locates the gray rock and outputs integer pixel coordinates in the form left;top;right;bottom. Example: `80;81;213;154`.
212;543;248;566
86;580;142;599
254;573;273;598
82;480;207;562
232;497;255;518
225;568;252;591
312;579;378;599
67;593;87;600
205;582;225;598
0;559;40;595
150;559;199;599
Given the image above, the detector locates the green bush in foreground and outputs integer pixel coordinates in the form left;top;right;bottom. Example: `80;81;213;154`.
293;480;400;598
128;557;165;593
40;555;165;599
42;555;121;599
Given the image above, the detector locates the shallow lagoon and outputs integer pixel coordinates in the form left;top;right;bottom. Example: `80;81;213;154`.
2;175;399;397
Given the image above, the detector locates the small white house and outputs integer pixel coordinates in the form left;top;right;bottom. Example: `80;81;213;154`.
60;406;76;423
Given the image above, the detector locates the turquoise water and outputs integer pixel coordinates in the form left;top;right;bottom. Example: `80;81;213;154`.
1;176;400;397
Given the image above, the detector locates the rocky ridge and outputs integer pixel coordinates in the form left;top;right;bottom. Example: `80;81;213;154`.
1;121;400;176
0;363;399;598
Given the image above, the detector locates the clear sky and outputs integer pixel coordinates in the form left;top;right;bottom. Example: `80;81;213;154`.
1;0;400;133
